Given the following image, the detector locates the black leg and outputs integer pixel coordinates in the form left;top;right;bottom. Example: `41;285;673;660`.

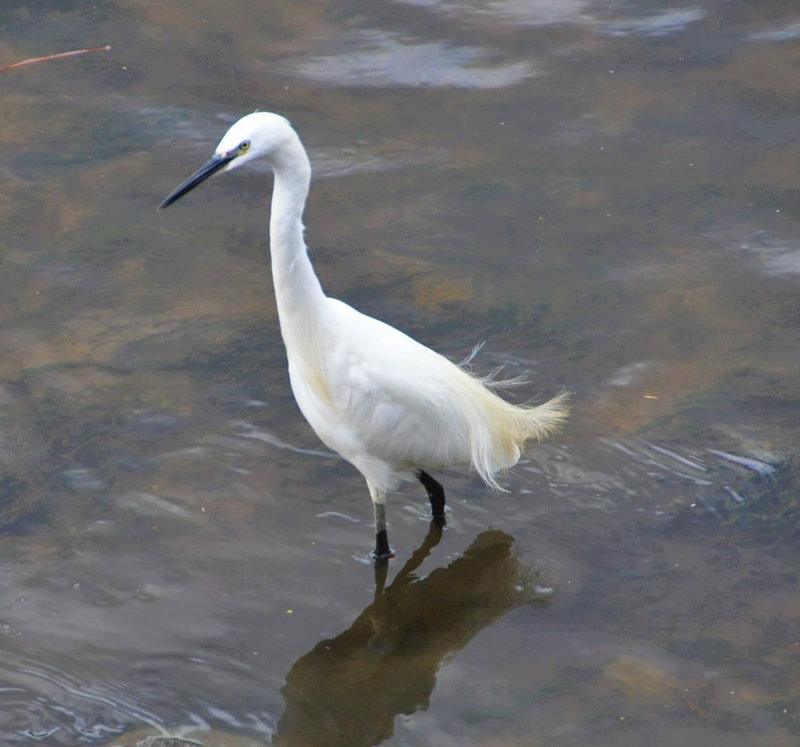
374;528;391;559
368;484;393;562
417;470;446;521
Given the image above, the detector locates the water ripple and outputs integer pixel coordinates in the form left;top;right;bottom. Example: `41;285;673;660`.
707;224;800;280
0;658;164;743
600;8;706;37
278;29;539;89
751;22;800;42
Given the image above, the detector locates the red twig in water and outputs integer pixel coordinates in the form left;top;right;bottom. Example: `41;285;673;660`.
0;45;111;73
675;690;708;718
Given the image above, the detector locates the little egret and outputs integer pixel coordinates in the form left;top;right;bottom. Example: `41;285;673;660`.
160;112;569;560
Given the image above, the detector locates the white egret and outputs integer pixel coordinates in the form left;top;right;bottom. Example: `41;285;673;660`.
160;112;569;560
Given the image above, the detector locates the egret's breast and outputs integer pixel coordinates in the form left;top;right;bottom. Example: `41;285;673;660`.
287;357;354;458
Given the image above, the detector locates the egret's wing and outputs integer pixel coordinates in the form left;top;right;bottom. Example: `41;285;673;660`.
325;300;471;469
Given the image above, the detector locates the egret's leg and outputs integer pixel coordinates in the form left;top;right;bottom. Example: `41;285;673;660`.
368;482;393;560
417;470;446;522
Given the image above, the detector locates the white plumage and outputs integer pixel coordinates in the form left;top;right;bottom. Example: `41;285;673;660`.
160;112;569;559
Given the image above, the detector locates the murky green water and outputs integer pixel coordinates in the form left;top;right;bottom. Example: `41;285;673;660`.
1;1;799;744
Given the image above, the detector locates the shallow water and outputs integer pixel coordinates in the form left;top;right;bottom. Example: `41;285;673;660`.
1;0;799;744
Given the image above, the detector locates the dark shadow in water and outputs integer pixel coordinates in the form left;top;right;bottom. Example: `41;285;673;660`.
274;523;539;747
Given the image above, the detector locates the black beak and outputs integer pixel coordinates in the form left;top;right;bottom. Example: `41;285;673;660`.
158;152;237;209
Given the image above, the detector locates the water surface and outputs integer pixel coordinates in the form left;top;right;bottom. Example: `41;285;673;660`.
1;0;799;744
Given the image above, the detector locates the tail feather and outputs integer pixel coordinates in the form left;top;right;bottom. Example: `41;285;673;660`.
466;382;570;491
416;344;568;490
458;342;531;391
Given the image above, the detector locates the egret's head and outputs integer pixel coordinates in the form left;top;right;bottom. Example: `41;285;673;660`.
159;111;296;209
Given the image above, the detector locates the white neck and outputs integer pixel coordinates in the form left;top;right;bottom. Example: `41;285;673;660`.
268;134;326;348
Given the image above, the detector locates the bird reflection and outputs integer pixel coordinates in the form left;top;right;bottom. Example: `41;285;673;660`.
274;523;544;746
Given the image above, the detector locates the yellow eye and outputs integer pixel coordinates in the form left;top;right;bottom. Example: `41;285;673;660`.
240;140;251;151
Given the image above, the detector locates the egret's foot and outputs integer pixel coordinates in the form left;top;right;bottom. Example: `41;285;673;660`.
372;529;393;560
370;548;394;561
